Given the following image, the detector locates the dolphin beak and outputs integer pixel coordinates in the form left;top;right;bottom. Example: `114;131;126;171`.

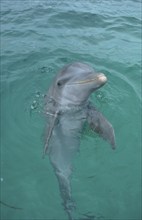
97;73;107;84
67;73;107;85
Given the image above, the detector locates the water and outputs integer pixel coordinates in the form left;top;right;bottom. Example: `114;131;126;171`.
0;0;141;219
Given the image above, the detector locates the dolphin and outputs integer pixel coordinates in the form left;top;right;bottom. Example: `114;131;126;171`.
43;62;115;219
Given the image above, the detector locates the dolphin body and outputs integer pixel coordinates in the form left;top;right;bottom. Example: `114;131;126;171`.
43;62;115;219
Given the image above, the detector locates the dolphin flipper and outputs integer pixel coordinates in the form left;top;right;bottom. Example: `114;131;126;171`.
43;111;59;158
87;105;116;149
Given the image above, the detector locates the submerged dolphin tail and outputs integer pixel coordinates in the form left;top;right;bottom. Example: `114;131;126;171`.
55;169;75;220
43;111;59;158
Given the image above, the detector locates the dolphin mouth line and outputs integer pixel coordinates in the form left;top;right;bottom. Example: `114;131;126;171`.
67;74;107;85
67;78;98;85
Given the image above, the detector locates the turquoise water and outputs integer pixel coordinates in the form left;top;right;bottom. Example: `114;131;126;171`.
0;0;141;220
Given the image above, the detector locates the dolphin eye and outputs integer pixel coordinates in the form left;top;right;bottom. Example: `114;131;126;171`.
57;80;63;87
57;76;70;87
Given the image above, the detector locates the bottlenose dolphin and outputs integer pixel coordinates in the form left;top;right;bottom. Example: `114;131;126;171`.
43;62;115;220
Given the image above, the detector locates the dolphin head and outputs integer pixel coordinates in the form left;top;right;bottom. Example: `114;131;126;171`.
49;62;107;106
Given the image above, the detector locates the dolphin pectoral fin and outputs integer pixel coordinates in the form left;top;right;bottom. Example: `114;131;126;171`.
87;106;116;149
43;112;59;158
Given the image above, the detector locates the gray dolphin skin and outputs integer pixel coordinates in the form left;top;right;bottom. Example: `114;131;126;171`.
43;62;115;220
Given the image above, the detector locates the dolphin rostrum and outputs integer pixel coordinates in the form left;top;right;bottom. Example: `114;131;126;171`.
43;62;115;219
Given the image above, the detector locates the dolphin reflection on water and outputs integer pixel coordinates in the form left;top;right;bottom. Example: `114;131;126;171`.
43;62;115;220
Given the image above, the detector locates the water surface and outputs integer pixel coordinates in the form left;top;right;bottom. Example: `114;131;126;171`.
0;0;141;219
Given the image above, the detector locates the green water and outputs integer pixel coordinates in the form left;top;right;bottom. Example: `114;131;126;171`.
0;0;141;220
